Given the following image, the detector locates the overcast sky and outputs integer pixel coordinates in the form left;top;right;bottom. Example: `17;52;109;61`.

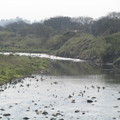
0;0;120;21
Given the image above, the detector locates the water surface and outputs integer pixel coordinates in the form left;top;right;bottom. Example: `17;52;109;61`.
0;55;120;120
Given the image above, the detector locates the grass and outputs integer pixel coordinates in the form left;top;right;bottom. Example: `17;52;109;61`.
0;30;120;64
0;54;49;85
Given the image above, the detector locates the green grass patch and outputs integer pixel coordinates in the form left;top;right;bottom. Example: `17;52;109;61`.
0;54;49;85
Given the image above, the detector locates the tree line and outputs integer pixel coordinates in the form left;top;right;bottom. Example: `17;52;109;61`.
0;12;120;37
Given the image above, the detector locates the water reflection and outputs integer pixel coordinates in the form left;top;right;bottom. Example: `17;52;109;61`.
48;61;101;75
48;61;120;84
0;60;120;120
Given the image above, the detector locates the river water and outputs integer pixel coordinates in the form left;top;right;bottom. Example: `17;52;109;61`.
0;53;120;120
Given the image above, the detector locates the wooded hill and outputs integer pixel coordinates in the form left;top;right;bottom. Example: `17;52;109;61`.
0;12;120;65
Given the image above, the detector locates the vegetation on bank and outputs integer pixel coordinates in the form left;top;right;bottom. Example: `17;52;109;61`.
55;32;120;64
0;55;49;85
0;12;120;65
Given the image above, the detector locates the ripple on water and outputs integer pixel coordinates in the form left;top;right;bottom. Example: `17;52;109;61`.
0;74;120;120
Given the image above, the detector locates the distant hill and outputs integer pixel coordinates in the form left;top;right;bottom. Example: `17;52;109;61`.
0;17;30;26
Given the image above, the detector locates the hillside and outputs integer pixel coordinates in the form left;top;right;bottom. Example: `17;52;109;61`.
0;12;120;65
56;32;120;64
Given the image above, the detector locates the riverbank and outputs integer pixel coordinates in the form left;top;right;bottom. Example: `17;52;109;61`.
0;54;49;85
0;31;120;66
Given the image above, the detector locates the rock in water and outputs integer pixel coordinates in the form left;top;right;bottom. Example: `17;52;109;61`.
42;111;48;115
3;113;11;116
53;82;58;84
75;110;79;113
87;100;93;103
71;99;75;103
23;117;29;120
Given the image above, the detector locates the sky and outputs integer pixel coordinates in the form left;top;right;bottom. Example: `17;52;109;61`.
0;0;120;21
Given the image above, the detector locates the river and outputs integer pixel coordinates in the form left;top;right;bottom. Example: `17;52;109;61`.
0;53;120;120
